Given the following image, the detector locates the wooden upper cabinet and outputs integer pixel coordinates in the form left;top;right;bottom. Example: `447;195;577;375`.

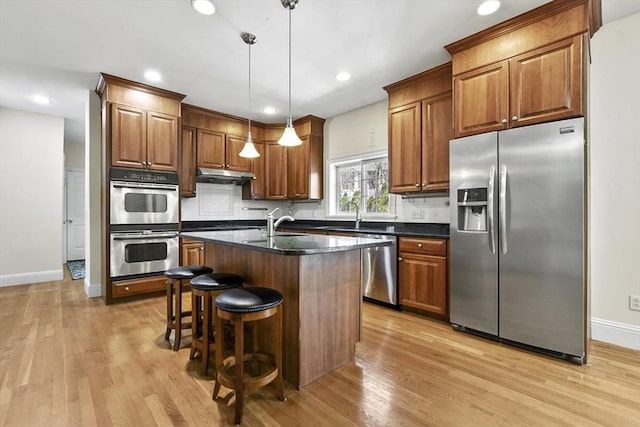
242;139;265;200
510;35;584;128
146;111;178;171
225;135;251;172
446;0;597;138
422;93;452;192
453;61;509;137
287;136;310;200
196;129;225;169
385;62;453;194
180;126;197;197
111;104;178;171
265;142;288;199
111;104;147;169
389;102;422;193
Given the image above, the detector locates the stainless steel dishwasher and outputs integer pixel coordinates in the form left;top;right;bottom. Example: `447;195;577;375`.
357;233;398;308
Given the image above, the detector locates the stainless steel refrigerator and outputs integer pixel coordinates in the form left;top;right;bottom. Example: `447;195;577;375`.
449;117;586;363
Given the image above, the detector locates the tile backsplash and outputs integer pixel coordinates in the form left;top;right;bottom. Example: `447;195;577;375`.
182;182;450;224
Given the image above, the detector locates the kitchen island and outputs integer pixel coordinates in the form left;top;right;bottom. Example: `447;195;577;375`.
179;229;391;388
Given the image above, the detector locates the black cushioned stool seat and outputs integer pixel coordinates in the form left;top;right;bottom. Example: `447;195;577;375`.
164;265;213;351
189;273;244;375
213;287;286;425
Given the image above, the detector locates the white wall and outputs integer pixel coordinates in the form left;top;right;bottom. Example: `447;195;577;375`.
64;140;85;170
0;107;65;286
85;91;102;297
589;12;640;349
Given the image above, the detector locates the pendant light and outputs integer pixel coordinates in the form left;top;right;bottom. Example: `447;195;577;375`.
277;0;303;147
239;32;261;158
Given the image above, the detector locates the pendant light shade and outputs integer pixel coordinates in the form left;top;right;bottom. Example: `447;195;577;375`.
278;0;302;147
239;32;260;159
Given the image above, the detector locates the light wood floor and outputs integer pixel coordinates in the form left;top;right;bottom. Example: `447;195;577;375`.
1;271;639;426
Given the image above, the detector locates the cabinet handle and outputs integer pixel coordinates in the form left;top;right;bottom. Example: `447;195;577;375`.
422;182;426;187
417;243;423;248
501;118;507;124
512;116;518;121
124;286;130;291
415;183;420;187
398;257;403;261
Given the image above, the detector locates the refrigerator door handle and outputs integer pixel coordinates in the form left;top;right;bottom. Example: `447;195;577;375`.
487;165;496;254
499;164;508;255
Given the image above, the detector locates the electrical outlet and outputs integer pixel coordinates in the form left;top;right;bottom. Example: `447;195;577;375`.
413;208;425;219
630;295;640;311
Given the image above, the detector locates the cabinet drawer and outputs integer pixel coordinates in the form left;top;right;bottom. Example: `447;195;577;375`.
399;237;447;256
112;276;166;298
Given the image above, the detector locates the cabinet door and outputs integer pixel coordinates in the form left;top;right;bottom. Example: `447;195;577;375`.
453;60;509;138
265;142;288;200
225;135;251;172
146;111;178;172
196;129;226;169
111;104;146;169
399;253;447;316
242;140;265;200
421;93;452;192
510;35;584;128
181;239;204;266
287;136;309;199
180;126;197;197
389;102;422;193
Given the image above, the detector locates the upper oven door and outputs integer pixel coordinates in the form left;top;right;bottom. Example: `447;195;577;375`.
110;181;179;225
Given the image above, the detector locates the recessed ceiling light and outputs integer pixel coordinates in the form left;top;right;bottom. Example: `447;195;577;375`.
191;0;216;15
263;106;276;115
336;72;351;82
33;94;51;105
144;70;162;82
477;0;500;16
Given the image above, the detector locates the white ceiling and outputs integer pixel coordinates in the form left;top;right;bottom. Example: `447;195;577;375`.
1;0;639;145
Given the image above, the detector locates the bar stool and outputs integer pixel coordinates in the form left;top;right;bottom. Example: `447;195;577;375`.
164;265;213;351
213;287;286;425
189;272;244;375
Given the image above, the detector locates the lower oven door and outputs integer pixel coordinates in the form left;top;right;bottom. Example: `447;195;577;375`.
110;231;179;278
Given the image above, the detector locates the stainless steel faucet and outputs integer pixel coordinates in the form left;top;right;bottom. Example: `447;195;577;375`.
345;201;361;229
266;207;295;237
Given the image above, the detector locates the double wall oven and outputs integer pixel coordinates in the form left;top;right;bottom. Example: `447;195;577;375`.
109;168;179;280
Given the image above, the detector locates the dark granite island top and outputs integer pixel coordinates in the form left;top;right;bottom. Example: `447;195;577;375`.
179;229;392;255
180;229;389;389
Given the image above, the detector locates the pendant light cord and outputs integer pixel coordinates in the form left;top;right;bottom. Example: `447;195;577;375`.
248;39;252;131
288;5;292;121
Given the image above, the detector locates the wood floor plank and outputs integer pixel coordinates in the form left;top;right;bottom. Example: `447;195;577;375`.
0;271;639;426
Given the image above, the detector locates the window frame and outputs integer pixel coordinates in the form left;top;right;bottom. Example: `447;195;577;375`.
326;150;395;219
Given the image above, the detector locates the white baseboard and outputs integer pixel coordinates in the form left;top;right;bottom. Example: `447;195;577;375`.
84;278;102;298
591;317;640;351
0;270;64;288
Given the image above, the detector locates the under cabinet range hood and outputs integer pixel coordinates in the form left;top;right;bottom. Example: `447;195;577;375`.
196;167;255;185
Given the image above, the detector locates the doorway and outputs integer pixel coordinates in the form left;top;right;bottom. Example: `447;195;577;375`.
66;169;85;261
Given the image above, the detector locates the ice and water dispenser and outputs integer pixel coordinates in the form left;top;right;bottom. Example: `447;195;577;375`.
457;188;488;232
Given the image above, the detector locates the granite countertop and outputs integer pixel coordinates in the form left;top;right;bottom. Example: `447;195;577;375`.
181;220;449;238
179;229;393;256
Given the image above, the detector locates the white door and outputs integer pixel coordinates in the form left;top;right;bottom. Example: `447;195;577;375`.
67;170;85;261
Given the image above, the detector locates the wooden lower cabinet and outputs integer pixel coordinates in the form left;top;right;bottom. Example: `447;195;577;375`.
112;276;166;298
398;237;448;318
181;238;204;266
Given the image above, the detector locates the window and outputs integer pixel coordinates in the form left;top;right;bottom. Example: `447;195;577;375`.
330;153;391;217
